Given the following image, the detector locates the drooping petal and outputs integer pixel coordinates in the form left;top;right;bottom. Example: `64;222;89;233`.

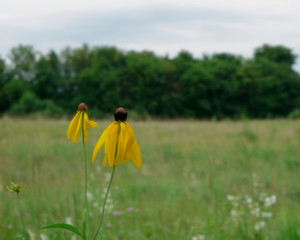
92;122;115;162
73;112;83;143
123;150;130;163
129;139;142;169
83;113;88;142
107;123;119;167
102;139;108;167
115;122;127;166
83;113;97;142
124;122;134;156
67;112;80;140
87;118;97;128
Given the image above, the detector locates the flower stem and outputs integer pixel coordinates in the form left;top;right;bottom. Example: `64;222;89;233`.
93;122;121;240
81;112;89;239
17;193;24;239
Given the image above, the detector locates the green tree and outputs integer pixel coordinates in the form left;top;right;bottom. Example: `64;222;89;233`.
9;45;36;81
202;53;243;119
254;44;296;67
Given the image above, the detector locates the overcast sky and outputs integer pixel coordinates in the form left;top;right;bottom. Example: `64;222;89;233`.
0;0;299;71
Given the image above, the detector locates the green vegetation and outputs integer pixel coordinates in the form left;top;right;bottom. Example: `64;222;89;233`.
1;118;300;239
0;44;300;119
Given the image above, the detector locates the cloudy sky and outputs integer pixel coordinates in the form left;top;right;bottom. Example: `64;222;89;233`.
0;0;299;71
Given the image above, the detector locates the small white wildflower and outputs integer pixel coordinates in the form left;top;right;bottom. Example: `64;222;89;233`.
251;207;260;217
261;212;272;218
254;224;260;231
101;189;110;198
40;234;49;240
246;197;252;204
71;236;77;240
230;209;238;217
259;192;267;202
254;221;266;231
227;195;235;201
65;217;72;225
264;194;276;207
259;221;266;228
192;235;205;240
93;202;99;208
270;195;277;205
87;192;94;201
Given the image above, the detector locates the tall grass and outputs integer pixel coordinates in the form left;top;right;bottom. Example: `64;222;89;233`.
1;117;300;239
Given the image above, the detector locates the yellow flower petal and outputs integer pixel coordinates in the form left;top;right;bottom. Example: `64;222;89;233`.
92;122;115;162
129;139;142;169
124;122;134;156
115;122;127;165
92;119;142;169
107;124;119;167
103;140;108;167
83;113;97;141
123;150;130;163
88;120;97;128
67;112;80;140
103;156;107;167
72;112;82;143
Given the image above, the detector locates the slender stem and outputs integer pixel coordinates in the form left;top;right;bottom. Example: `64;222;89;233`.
17;193;24;239
93;165;115;240
81;112;89;239
93;122;121;240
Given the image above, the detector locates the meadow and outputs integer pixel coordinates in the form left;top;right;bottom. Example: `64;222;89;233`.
1;117;300;240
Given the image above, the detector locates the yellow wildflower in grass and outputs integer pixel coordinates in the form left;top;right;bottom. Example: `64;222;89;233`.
92;107;142;169
6;182;26;193
7;182;26;238
67;103;97;143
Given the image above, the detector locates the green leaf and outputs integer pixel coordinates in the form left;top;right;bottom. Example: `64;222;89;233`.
41;223;85;239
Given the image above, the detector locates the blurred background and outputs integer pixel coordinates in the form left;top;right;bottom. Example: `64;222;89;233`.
0;0;300;119
1;1;300;240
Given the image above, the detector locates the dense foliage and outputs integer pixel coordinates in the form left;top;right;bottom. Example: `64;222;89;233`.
0;44;299;119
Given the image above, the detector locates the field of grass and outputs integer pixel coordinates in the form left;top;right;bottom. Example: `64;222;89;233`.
1;117;300;240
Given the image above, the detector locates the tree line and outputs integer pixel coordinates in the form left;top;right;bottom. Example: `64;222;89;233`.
0;44;300;119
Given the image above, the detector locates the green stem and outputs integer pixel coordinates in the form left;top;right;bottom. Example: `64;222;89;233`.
81;112;89;239
17;193;24;239
93;122;121;240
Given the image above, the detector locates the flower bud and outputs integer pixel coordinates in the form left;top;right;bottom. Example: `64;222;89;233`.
114;107;127;121
78;103;88;112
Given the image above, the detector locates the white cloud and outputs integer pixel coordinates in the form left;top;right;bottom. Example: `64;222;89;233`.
0;0;299;71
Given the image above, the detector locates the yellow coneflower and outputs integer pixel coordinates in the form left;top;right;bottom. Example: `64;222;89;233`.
6;182;26;193
7;182;26;238
67;103;97;143
92;107;142;169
